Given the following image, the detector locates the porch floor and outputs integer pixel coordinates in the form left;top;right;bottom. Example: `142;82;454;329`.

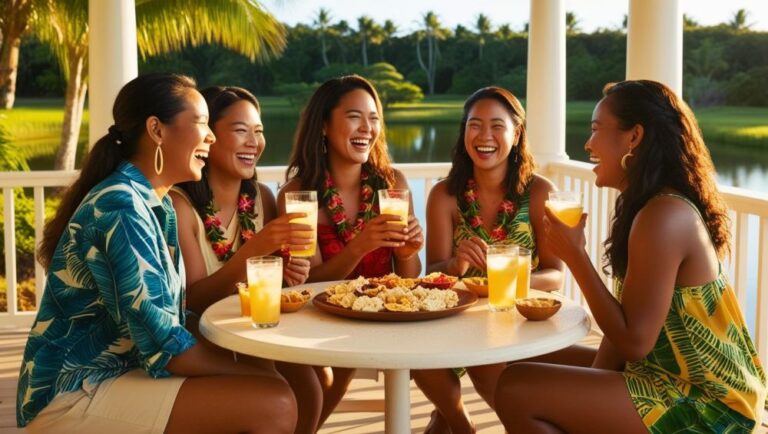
0;330;764;433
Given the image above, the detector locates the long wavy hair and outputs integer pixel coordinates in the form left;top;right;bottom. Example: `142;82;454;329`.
602;80;730;278
446;86;535;202
285;75;394;201
175;86;261;219
39;73;197;269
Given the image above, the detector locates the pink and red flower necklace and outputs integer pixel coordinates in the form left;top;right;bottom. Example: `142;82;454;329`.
203;192;258;261
461;178;517;242
322;168;379;243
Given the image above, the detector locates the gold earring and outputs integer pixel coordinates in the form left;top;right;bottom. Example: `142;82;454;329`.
620;149;633;170
154;142;164;175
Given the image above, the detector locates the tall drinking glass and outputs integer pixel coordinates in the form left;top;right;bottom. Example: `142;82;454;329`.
247;256;283;328
546;191;584;227
487;244;519;311
378;189;410;226
516;247;532;300
284;191;318;257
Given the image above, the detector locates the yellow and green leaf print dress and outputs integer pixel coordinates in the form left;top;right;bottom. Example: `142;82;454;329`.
615;271;767;433
453;185;538;277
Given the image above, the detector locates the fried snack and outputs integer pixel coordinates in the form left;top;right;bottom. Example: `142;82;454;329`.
324;275;461;313
419;272;458;289
281;289;313;303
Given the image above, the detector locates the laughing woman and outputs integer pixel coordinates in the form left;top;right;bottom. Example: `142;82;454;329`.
495;80;767;433
279;75;424;426
18;74;296;433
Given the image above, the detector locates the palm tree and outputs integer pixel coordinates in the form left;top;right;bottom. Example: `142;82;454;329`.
357;16;381;67
683;14;699;29
496;24;514;40
0;0;35;109
474;14;491;60
34;0;286;171
313;8;331;67
566;11;580;34
415;11;448;95
332;20;351;65
380;19;397;62
728;9;753;31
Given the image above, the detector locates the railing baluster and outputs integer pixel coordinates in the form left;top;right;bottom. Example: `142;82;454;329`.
735;212;750;311
757;217;768;365
34;187;46;309
3;188;17;316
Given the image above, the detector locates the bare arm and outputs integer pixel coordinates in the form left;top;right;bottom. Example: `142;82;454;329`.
425;180;468;276
528;175;565;291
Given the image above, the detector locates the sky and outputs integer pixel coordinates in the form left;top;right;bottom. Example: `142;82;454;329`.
264;0;768;34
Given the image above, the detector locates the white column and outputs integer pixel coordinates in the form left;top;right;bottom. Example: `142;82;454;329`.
526;0;568;167
626;0;683;95
88;0;138;146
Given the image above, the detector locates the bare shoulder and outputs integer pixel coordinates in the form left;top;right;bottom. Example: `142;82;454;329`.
169;189;193;213
392;168;409;189
528;174;556;208
631;195;698;246
427;179;455;208
257;182;276;204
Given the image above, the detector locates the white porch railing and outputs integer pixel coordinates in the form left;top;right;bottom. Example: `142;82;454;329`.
2;162;767;365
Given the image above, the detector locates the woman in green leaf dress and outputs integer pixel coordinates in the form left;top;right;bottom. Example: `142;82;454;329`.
413;86;565;433
495;80;767;433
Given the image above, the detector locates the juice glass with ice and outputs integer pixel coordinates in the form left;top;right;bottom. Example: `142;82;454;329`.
516;247;532;300
285;191;318;257
487;244;519;311
246;256;283;328
378;189;410;226
546;191;583;227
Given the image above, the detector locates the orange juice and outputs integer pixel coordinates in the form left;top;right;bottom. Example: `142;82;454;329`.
238;285;251;316
379;198;409;226
487;245;519;311
546;201;583;227
285;201;318;257
516;251;531;299
246;256;283;328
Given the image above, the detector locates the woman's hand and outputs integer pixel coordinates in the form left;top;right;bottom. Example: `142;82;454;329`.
394;215;424;260
347;214;409;257
283;257;310;287
452;236;488;275
246;213;312;255
543;206;588;266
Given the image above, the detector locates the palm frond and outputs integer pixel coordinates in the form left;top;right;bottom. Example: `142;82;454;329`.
136;0;286;63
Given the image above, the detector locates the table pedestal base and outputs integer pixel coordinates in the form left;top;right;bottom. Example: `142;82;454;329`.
384;369;411;434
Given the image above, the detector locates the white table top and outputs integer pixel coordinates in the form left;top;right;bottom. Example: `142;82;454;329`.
199;281;591;370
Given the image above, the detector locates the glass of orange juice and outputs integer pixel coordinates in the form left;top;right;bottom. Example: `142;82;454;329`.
246;256;283;328
236;282;250;316
516;247;532;300
284;191;318;257
378;189;410;226
487;244;519;311
546;191;583;227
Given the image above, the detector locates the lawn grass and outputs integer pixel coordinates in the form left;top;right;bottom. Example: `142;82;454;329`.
3;97;767;164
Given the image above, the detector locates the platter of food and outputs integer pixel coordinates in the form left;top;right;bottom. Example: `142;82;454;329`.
312;273;477;322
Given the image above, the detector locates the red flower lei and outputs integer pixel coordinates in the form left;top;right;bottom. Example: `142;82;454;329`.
322;168;378;243
203;192;258;261
460;179;517;243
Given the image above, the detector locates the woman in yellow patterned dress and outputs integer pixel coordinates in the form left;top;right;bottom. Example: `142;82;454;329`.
495;80;767;433
414;86;565;433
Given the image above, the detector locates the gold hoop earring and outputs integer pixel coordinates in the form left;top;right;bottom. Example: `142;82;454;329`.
620;150;633;170
154;142;164;175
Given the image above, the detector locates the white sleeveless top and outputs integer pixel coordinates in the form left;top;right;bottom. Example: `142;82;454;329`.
171;187;264;275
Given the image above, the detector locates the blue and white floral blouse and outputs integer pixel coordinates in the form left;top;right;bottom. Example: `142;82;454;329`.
16;161;196;427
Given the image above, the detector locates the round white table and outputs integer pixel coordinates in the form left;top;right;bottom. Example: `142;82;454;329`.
199;282;591;433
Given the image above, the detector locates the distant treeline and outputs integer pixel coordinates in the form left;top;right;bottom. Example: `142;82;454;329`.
17;22;768;106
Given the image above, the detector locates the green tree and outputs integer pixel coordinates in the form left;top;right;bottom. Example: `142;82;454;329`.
356;16;382;67
33;0;286;171
0;0;35;109
313;8;331;67
415;11;449;95
683;14;699;30
728;9;753;31
380;19;397;62
364;62;423;106
332;20;351;65
566;11;581;34
474;14;491;60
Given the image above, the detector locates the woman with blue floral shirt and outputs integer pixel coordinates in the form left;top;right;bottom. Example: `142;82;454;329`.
17;73;297;433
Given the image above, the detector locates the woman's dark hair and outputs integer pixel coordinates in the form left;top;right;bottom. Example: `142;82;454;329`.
38;73;197;268
285;75;394;198
446;86;535;201
175;86;261;219
602;80;730;277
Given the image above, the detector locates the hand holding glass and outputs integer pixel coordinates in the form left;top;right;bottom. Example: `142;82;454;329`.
546;191;583;227
247;256;283;328
284;191;318;257
378;189;410;226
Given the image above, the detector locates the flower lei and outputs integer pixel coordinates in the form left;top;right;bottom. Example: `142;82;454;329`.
461;178;517;243
203;192;258;261
322;168;378;243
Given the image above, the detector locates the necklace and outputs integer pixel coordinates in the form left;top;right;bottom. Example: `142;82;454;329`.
322;168;379;243
203;192;258;261
460;178;517;242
